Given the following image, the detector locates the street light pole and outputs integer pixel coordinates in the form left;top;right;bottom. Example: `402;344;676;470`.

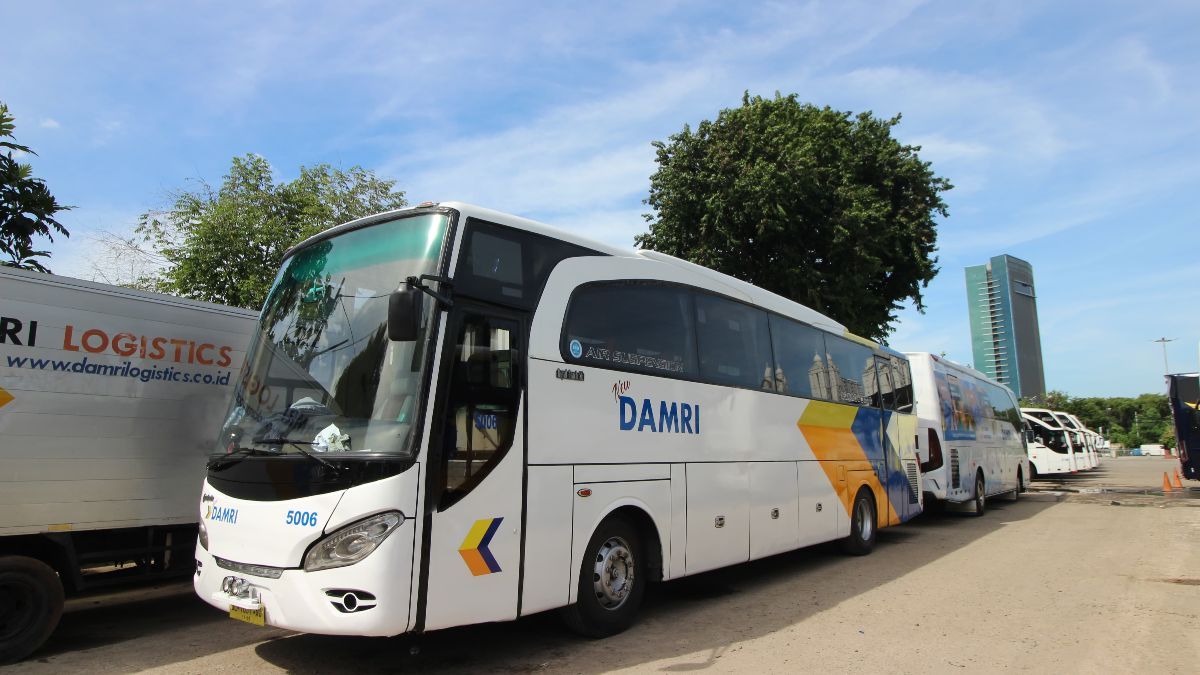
1152;337;1176;375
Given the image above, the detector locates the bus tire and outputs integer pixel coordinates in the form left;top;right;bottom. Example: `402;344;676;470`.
972;471;987;517
1006;468;1024;501
840;488;877;556
0;555;64;665
561;515;645;638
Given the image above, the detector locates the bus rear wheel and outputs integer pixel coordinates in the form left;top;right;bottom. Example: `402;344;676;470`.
1006;468;1024;501
972;472;987;516
0;555;64;665
840;489;877;556
562;515;645;638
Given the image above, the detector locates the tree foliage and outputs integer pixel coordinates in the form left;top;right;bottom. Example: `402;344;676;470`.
0;102;70;272
137;154;406;310
636;93;950;341
1020;390;1172;449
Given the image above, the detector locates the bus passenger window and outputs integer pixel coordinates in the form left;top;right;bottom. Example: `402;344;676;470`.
769;315;831;400
823;335;874;406
891;357;914;412
694;294;773;390
872;356;895;409
562;283;697;377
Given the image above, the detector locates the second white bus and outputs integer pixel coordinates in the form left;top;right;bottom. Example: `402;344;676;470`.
907;353;1028;514
1021;412;1075;477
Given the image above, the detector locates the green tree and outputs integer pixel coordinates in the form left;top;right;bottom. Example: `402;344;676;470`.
137;154;406;310
636;93;951;341
0;102;70;272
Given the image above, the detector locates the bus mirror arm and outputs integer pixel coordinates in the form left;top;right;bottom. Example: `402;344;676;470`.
406;275;454;309
388;276;453;342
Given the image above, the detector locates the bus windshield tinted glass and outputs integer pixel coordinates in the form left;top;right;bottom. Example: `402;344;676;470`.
214;213;449;458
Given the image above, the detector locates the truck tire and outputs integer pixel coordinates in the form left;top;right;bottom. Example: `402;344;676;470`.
0;555;64;664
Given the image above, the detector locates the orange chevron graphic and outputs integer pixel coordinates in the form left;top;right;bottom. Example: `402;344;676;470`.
797;401;900;527
459;517;503;576
797;402;864;516
0;386;13;410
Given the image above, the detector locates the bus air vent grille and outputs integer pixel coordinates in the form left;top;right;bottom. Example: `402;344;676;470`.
905;462;919;503
950;449;961;489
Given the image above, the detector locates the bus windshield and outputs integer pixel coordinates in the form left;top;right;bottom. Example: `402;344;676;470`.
214;213;449;459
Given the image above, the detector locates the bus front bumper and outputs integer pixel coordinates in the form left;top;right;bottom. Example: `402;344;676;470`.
194;523;415;637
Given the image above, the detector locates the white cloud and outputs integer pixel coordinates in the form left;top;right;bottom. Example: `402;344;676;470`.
39;118;60;129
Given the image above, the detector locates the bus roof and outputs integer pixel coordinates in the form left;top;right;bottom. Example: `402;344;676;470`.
1022;412;1064;430
292;201;863;342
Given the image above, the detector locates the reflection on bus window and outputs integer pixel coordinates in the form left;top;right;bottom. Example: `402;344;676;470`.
695;294;773;390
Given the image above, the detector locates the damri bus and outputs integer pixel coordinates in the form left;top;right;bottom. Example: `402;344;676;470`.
906;353;1027;514
1022;408;1087;472
194;202;923;638
1069;414;1101;468
1020;412;1074;478
1054;411;1096;469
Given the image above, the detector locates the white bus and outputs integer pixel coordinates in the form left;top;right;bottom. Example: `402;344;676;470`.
906;353;1028;514
1064;414;1099;468
193;202;924;638
1021;412;1075;477
1052;411;1095;470
1022;408;1087;471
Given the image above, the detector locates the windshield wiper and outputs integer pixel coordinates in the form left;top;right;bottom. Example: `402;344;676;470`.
256;438;342;475
208;446;280;472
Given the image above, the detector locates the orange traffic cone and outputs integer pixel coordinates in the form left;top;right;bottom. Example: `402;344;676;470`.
1174;471;1184;489
1163;472;1174;492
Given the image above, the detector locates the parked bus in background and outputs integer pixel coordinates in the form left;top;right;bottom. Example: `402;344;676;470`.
1021;413;1074;478
1053;412;1096;469
906;353;1027;515
1022;408;1086;471
1065;414;1099;468
193;202;924;640
1166;373;1200;481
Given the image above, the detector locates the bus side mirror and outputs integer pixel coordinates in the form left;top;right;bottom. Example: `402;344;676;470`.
388;288;422;341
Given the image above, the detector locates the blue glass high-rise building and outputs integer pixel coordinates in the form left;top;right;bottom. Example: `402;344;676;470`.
965;254;1046;399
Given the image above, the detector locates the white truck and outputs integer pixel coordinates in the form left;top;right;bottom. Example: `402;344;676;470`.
0;266;257;663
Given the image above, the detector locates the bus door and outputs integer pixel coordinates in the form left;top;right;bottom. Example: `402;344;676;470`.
418;303;525;631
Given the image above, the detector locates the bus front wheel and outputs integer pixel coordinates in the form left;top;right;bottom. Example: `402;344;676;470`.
840;489;877;556
561;515;645;638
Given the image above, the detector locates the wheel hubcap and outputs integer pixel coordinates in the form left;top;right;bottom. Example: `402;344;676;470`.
0;580;34;640
592;536;635;610
857;499;873;541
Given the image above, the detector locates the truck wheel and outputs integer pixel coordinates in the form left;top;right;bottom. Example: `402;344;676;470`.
561;515;645;638
840;488;877;556
0;555;64;664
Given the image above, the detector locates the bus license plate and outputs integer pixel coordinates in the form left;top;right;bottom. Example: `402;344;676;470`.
229;605;265;626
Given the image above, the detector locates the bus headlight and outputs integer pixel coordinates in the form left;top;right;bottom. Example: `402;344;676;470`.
198;519;209;551
303;511;405;572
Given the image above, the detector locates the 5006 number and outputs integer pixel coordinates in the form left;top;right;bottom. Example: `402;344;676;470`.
285;510;319;527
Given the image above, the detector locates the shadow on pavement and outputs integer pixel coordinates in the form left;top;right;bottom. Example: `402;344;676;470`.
251;498;1055;674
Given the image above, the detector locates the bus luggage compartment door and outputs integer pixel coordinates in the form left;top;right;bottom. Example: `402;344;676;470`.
684;462;749;575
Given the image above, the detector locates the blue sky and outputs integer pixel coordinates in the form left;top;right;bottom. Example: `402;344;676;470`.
2;0;1197;397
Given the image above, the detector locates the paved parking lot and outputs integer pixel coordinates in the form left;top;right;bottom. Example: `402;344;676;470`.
11;457;1199;674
